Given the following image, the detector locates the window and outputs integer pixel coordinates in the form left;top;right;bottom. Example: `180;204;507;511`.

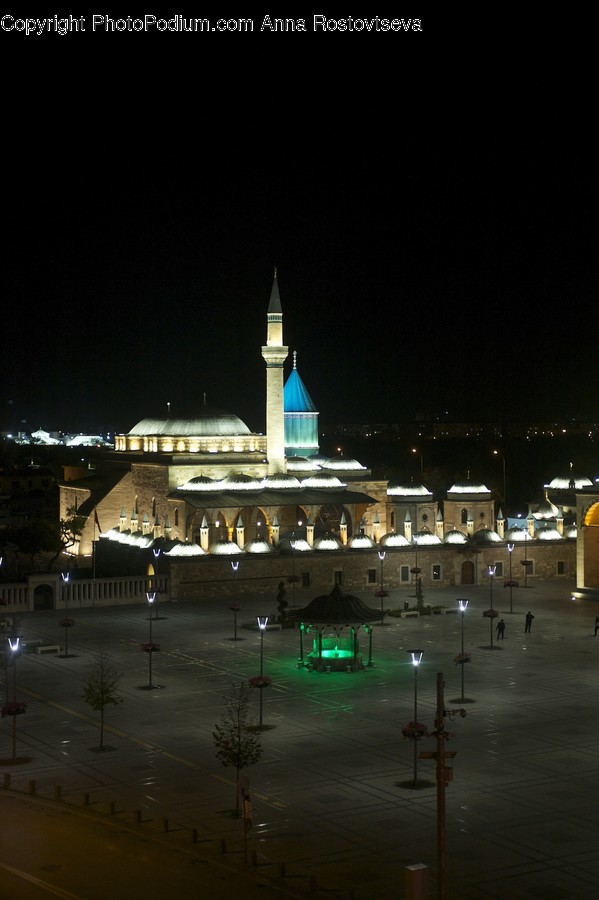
334;570;343;586
432;564;441;581
461;508;468;525
494;562;503;577
367;568;377;584
400;565;410;583
301;572;310;588
557;560;565;575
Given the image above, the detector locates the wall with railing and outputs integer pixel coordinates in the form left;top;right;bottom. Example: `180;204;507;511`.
0;574;170;615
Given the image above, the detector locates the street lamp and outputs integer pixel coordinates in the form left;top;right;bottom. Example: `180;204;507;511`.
145;590;157;689
493;450;506;509
60;572;74;658
411;447;424;474
152;548;161;595
6;635;22;759
487;567;496;648
507;543;515;614
457;600;468;701
256;615;269;727
407;649;424;787
230;561;240;640
378;550;386;623
290;521;302;608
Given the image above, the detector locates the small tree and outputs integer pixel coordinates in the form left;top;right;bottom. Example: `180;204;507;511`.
82;652;123;750
213;681;262;815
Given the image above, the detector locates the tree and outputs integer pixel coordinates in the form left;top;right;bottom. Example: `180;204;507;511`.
0;505;86;572
82;652;123;750
213;681;262;815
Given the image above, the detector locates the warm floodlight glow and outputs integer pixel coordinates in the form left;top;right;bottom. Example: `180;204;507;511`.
408;649;423;666
256;615;269;630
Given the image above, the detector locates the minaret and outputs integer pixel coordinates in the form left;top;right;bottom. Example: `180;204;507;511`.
261;268;289;474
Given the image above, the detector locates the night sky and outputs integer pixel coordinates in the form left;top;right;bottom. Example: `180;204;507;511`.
2;16;596;437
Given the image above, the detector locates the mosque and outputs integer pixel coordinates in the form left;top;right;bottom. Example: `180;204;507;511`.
58;272;599;603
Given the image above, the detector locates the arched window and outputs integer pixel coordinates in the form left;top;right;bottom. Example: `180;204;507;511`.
461;508;468;525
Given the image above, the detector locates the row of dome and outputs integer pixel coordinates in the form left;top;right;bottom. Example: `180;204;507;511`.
99;520;576;557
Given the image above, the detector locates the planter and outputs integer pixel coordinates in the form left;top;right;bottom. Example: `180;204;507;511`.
248;675;272;688
401;721;428;740
1;702;26;717
141;642;160;653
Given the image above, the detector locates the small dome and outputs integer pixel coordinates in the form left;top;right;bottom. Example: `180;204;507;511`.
444;530;468;545
165;541;205;556
301;473;346;489
380;532;411;547
244;538;274;554
286;457;321;471
387;482;432;497
278;537;312;553
414;530;442;545
448;480;491;495
533;501;559;520
564;525;577;538
347;534;376;549
178;475;219;492
472;528;502;544
320;457;367;471
548;474;593;490
208;539;244;555
504;525;530;542
262;473;302;489
535;525;562;541
219;473;262;491
312;534;343;551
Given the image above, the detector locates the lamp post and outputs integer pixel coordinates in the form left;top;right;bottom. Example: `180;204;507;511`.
457;600;469;700
230;561;240;640
378;550;386;623
493;449;506;509
257;616;269;727
146;590;156;689
412;447;423;474
408;650;424;788
290;521;302;608
7;635;21;759
487;567;496;647
152;548;161;596
60;571;73;658
507;543;515;614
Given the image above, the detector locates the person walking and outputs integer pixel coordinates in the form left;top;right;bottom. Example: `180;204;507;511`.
594;616;599;636
496;618;506;640
525;611;534;633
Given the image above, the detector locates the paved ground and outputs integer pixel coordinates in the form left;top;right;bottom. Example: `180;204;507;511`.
1;580;599;899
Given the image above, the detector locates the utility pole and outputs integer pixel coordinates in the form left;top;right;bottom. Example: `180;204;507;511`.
419;672;466;900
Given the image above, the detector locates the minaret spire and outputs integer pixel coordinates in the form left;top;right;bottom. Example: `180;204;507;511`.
262;268;288;474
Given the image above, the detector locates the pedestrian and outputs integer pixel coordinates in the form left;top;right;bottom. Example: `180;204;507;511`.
594;616;599;636
496;618;506;640
525;611;534;633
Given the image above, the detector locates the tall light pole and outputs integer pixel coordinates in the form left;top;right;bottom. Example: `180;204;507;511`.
457;600;468;701
378;550;386;623
146;590;157;689
7;635;21;759
60;571;73;658
487;566;496;648
257;616;269;728
230;561;240;640
507;543;515;614
493;449;506;509
412;447;423;474
152;548;161;597
408;650;424;788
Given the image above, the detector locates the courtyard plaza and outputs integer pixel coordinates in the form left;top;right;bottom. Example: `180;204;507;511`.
1;579;599;899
